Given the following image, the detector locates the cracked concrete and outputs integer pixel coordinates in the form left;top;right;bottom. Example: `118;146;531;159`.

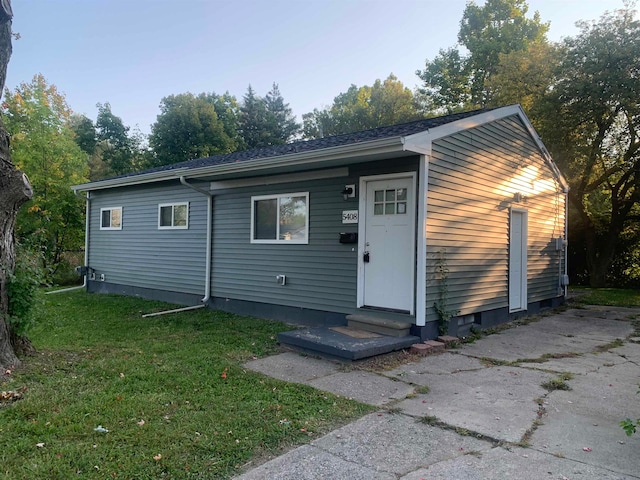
238;305;640;479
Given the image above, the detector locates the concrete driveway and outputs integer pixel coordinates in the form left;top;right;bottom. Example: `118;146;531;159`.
239;306;640;479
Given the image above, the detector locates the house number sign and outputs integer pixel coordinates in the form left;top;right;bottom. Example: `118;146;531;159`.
342;210;358;224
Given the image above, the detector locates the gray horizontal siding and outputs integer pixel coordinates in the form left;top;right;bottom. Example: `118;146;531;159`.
212;176;362;313
88;180;209;296
426;115;566;323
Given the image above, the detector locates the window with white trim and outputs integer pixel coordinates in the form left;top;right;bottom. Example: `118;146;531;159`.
158;202;189;229
251;193;309;244
100;207;122;230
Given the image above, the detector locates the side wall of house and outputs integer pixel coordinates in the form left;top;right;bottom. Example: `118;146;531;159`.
425;115;566;326
87;180;209;300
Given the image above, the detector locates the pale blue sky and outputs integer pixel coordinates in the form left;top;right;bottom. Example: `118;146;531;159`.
6;0;628;135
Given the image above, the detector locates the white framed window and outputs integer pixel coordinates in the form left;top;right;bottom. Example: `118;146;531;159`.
100;207;122;230
251;192;309;244
158;202;189;229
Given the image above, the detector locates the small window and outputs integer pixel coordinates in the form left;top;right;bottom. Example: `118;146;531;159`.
100;207;122;230
158;202;189;229
251;193;309;244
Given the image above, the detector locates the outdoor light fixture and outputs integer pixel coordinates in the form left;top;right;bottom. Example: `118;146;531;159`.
342;184;355;200
513;192;524;203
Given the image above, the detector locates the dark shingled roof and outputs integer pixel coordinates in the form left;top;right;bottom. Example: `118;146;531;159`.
114;107;497;181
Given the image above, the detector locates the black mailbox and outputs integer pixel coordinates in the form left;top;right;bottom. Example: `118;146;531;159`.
339;232;358;244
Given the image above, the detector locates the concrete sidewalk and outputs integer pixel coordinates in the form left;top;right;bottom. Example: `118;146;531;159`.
238;306;640;479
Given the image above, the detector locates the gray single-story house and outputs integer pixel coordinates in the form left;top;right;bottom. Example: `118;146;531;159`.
72;105;568;343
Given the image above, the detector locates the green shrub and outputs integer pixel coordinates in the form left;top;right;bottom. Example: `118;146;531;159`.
7;244;45;336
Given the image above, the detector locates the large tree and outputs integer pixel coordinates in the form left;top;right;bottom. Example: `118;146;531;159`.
149;92;238;167
238;85;271;149
536;5;640;287
417;0;548;111
3;74;88;277
265;83;300;143
1;1;33;374
303;74;422;139
95;102;136;176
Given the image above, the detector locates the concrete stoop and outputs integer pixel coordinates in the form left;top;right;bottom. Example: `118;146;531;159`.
346;314;413;337
277;327;420;361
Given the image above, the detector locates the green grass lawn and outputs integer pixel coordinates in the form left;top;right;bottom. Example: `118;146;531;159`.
571;287;640;307
0;292;373;479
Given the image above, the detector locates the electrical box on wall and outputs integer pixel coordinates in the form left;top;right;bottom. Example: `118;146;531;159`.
555;237;567;251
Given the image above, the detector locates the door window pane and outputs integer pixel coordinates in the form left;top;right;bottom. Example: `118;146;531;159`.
372;187;408;215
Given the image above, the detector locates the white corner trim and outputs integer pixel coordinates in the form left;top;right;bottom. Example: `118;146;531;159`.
415;154;429;327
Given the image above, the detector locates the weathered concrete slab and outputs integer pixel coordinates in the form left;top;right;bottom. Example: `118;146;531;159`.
243;351;339;383
460;315;633;362
400;445;636;480
542;363;640;422
234;444;396;480
383;352;484;382
610;342;640;363
308;371;414;406
530;360;640;478
312;412;491;476
531;411;640;478
236;307;640;480
396;366;552;443
521;350;627;375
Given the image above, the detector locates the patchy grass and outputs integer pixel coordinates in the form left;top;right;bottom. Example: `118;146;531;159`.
0;292;373;479
415;385;430;395
571;287;640;307
594;338;625;352
541;373;574;391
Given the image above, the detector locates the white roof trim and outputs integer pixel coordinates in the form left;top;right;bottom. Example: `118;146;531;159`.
402;105;568;192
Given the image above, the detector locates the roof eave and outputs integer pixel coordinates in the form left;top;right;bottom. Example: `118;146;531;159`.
72;136;405;192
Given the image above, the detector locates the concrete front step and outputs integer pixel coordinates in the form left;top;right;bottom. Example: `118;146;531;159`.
278;327;420;361
346;314;413;337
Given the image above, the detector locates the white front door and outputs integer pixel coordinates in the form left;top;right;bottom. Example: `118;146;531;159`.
359;175;415;313
509;209;528;312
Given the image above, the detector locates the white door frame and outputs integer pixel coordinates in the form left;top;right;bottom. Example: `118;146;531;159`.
357;172;417;314
509;208;528;312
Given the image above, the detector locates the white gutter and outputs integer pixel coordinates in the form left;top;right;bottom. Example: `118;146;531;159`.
179;176;213;304
47;191;91;295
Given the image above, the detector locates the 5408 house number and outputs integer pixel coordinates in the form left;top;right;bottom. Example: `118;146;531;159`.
342;210;358;224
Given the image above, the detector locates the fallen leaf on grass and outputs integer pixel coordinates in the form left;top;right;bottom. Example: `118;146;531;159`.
0;390;23;402
36;443;45;448
137;419;145;426
153;454;162;461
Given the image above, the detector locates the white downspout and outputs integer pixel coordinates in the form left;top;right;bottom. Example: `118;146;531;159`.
564;187;569;297
180;176;212;304
46;191;91;295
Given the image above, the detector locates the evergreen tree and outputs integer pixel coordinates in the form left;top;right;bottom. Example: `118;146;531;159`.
265;83;300;143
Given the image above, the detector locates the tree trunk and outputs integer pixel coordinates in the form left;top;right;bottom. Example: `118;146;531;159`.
0;0;33;375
